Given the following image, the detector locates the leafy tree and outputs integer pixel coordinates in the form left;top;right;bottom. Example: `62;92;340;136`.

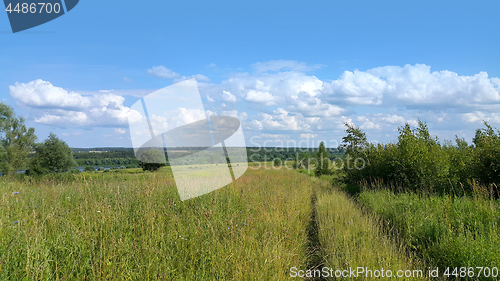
293;153;313;169
0;103;37;177
138;149;166;172
315;141;331;176
84;166;95;172
340;123;369;184
341;122;368;157
29;133;77;174
471;122;500;187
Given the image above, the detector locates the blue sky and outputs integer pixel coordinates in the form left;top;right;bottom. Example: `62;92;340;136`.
1;0;499;148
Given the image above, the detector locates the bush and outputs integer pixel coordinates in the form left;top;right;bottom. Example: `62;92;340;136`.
84;166;95;172
341;121;500;196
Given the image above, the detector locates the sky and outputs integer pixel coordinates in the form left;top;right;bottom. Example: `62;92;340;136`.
0;0;499;148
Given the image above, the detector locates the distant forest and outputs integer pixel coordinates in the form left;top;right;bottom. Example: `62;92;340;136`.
71;147;343;168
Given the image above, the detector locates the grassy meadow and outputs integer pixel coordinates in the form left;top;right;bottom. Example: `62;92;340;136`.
0;167;315;280
1;163;499;280
358;188;500;279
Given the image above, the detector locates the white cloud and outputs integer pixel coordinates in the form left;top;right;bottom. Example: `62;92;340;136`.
173;74;211;83
221;110;238;118
252;60;322;73
245;90;276;105
462;111;500;124
10;80;91;109
147;65;180;79
250;108;302;131
10;79;143;127
357;116;381;130
221;90;237;102
322;64;500;109
62;131;82;137
261;133;289;139
206;95;215;102
114;128;127;134
123;77;133;82
300;133;317;139
381;114;406;124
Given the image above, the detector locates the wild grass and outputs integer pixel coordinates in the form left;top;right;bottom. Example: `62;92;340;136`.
0;167;313;280
314;180;427;280
358;189;500;280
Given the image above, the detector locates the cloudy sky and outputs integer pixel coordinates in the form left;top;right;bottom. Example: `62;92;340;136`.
1;0;499;148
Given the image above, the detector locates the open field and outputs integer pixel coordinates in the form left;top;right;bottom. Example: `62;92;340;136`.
1;167;314;280
2;165;499;280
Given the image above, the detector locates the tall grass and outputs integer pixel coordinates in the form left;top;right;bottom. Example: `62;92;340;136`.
314;178;426;280
0;167;313;280
358;189;500;280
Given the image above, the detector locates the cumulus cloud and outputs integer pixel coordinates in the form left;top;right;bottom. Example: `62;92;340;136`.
462;111;500;124
357;116;381;130
221;90;237;102
114;128;127;134
250;108;304;131
147;65;180;79
322;64;500;109
10;79;143;127
252;60;322;73
14;62;500;145
245;90;276;105
10;80;90;109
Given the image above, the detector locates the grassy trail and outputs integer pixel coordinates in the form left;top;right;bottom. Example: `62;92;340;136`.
311;177;428;280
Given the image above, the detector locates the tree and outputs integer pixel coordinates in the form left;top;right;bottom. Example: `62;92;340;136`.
0;103;37;177
84;166;95;172
315;141;331;176
340;122;368;157
138;149;166;172
29;133;77;174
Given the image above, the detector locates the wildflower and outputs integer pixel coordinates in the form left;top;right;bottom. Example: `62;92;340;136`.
243;223;246;226
174;204;176;206
97;211;101;213
13;192;19;194
227;227;230;230
26;206;29;208
14;221;18;224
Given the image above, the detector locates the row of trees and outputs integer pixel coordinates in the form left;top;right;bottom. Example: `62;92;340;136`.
341;120;500;196
0;103;76;177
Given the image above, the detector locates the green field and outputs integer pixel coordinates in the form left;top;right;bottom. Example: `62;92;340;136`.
1;166;499;280
1;167;315;280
